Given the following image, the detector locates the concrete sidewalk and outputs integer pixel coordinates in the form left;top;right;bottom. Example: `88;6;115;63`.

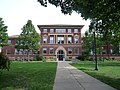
53;61;117;90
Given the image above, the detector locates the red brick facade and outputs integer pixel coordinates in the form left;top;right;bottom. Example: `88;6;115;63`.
37;25;84;61
1;25;84;61
1;25;120;60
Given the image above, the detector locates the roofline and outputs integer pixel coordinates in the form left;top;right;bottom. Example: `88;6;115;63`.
37;24;84;30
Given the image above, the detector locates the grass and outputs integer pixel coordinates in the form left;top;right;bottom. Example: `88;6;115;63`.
71;60;120;90
0;61;57;90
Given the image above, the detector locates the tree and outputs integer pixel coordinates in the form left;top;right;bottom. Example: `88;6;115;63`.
0;17;10;71
82;31;93;60
38;0;120;38
15;20;41;61
0;17;8;46
0;53;10;71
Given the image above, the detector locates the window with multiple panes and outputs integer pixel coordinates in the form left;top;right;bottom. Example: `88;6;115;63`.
19;49;23;55
68;29;72;33
68;36;72;43
50;48;54;54
43;48;47;54
50;37;54;44
43;29;47;33
24;49;28;55
74;29;78;33
68;48;72;54
14;49;19;54
74;48;79;54
74;36;79;43
57;37;64;44
50;29;54;33
6;49;10;54
43;37;47;43
56;29;66;33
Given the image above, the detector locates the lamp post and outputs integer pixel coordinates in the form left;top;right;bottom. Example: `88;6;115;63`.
92;29;99;71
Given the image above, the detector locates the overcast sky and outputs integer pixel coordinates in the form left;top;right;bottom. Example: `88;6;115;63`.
0;0;90;36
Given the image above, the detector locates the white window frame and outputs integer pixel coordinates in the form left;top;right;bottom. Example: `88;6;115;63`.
43;48;47;54
68;29;72;33
50;48;54;54
50;37;54;44
43;29;47;33
74;29;78;33
50;29;54;33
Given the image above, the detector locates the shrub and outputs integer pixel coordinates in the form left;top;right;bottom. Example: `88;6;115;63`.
35;56;43;61
76;55;85;60
0;53;10;71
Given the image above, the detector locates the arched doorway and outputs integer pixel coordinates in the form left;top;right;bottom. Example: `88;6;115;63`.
57;50;65;61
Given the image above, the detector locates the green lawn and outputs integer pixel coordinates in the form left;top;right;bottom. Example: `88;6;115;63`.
0;62;57;90
71;61;120;90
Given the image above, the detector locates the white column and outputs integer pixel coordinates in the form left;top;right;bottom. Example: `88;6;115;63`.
54;35;55;44
56;35;57;44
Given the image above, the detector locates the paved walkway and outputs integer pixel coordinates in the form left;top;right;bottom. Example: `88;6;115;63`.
53;61;117;90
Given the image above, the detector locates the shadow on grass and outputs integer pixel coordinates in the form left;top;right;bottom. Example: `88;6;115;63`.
0;70;30;90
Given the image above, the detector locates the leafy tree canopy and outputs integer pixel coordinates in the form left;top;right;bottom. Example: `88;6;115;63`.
0;17;8;46
38;0;120;36
16;20;41;60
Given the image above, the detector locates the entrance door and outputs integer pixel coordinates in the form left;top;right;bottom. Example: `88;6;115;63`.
57;50;64;61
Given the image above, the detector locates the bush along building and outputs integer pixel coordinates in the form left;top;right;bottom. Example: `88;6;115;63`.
1;24;84;61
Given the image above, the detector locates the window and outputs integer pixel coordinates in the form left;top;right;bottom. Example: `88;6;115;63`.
102;49;106;54
74;29;78;33
68;48;72;54
74;36;79;43
50;37;54;44
7;40;11;44
56;29;66;33
43;29;47;33
57;37;64;44
14;49;19;54
50;29;54;33
6;49;10;55
74;48;79;54
19;49;23;55
68;29;72;33
50;48;54;54
24;49;28;55
43;37;47;43
43;48;47;54
68;36;72;43
29;50;33;55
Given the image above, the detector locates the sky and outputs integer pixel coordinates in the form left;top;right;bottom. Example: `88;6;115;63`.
0;0;90;36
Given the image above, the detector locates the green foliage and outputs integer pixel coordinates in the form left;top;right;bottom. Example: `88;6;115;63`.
76;55;85;61
15;20;41;61
82;31;93;59
0;62;57;90
34;56;44;61
0;53;10;71
0;17;8;46
38;0;120;42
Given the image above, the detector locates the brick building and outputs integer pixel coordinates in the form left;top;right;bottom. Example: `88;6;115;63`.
1;25;84;61
37;25;84;61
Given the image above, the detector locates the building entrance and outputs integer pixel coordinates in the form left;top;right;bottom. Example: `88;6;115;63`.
57;50;65;61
